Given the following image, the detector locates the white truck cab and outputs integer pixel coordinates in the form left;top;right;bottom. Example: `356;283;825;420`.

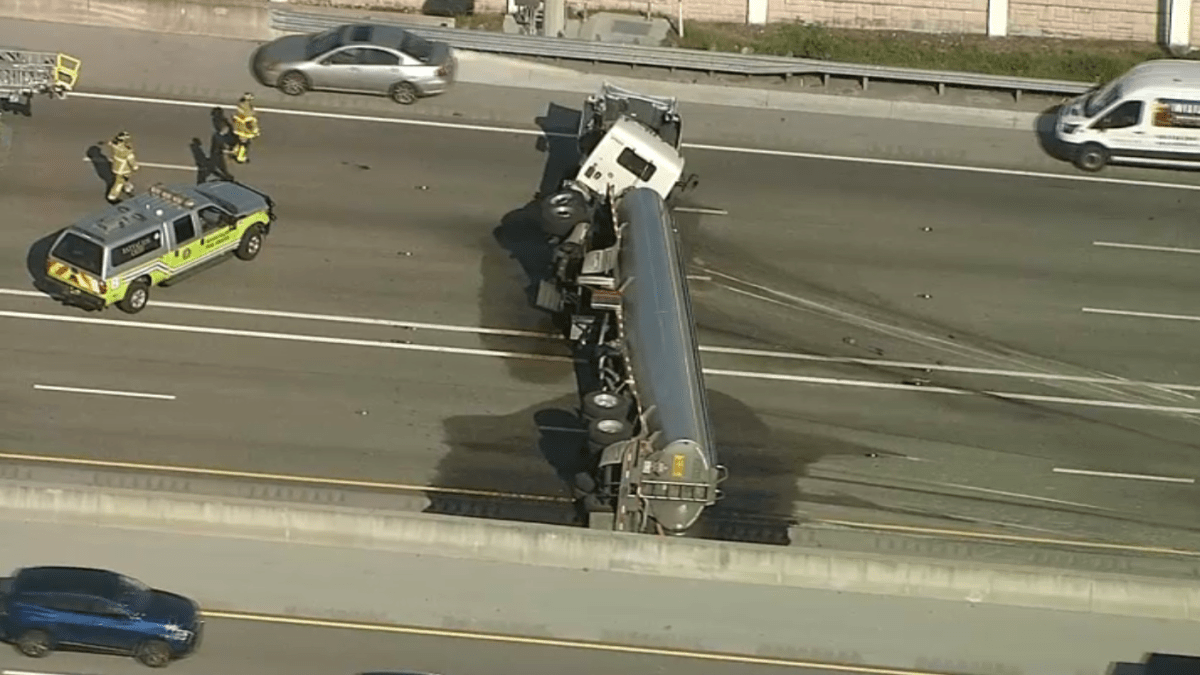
1055;59;1200;172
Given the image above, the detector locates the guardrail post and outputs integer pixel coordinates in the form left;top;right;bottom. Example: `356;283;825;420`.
987;0;1009;37
1164;0;1193;56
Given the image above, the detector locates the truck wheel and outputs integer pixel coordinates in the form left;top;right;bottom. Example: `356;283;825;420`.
587;417;633;455
1074;143;1109;172
582;390;632;421
236;226;264;261
278;71;309;96
135;639;172;668
540;190;587;238
118;279;150;314
16;629;52;658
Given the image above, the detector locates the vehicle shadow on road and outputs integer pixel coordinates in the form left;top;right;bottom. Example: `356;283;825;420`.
25;229;63;298
84;144;115;200
533;102;581;199
474;102;588;385
1034;103;1076;165
430;393;587;526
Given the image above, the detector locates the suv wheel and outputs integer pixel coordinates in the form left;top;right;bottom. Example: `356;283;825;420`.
135;639;172;668
16;629;52;658
118;279;150;314
235;226;264;261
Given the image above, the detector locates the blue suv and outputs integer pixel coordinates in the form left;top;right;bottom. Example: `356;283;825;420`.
0;566;203;668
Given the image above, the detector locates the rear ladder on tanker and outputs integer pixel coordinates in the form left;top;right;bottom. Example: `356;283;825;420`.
0;48;82;106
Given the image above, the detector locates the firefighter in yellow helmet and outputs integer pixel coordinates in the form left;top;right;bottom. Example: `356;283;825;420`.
226;92;260;164
106;131;139;203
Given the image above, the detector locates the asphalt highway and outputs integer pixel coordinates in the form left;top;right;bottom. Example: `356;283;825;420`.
0;615;910;675
5;93;1200;550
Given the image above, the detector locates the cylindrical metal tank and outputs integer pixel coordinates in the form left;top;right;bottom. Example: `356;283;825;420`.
615;187;718;534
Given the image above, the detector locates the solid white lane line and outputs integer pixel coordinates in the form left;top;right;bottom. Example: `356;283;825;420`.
1093;241;1200;255
703;367;1200;415
69;91;1200;193
703;344;1200;392
1052;467;1195;484
683;141;1200;192
33;384;175;401
5;288;1200;395
674;207;729;215
80;157;193;172
0;310;572;363
4;309;1198;414
0;288;558;340
1082;307;1200;323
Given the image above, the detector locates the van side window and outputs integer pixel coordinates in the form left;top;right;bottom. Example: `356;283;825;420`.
1099;101;1143;130
1152;99;1200;128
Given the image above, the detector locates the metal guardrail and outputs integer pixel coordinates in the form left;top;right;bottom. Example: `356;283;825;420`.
270;8;1097;99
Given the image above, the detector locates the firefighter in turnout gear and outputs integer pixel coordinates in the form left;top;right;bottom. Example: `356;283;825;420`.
226;92;260;164
106;131;139;203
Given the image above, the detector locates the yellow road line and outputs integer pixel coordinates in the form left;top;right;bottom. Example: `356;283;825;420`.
203;609;946;674
0;451;567;503
3;449;1198;558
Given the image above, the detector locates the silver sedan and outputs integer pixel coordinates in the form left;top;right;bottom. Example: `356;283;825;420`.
250;23;457;104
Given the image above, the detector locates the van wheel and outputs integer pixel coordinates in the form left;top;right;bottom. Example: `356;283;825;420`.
16;629;52;658
135;640;172;668
236;226;264;261
1075;143;1109;172
118;279;150;314
390;81;418;105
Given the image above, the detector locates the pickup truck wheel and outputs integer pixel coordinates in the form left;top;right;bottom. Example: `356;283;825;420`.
236;226;264;261
16;629;52;658
1074;142;1109;172
135;639;172;668
118;279;150;314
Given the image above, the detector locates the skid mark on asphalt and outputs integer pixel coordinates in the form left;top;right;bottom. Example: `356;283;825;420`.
700;266;1200;413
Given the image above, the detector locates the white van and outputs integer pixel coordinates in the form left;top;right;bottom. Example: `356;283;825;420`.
1054;59;1200;172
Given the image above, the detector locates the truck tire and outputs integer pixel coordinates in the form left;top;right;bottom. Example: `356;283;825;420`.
118;278;151;314
571;471;597;498
236;225;264;261
540;190;587;238
582;390;632;421
587;417;633;455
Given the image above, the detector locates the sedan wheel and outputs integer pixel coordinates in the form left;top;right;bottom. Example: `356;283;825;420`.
279;71;308;96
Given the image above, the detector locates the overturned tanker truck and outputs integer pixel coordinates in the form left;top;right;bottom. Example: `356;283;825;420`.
534;83;727;536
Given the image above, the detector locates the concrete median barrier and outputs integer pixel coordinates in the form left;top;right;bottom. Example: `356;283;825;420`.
0;477;1197;622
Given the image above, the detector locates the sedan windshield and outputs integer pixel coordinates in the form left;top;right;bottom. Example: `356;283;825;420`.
305;28;343;60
